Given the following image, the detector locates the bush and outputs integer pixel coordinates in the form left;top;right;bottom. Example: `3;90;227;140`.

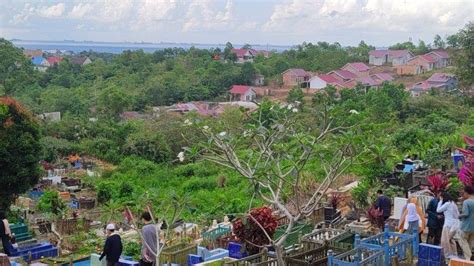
97;183;114;204
37;190;66;215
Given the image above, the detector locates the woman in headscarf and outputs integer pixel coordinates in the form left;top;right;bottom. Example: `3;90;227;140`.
437;191;461;258
399;196;426;241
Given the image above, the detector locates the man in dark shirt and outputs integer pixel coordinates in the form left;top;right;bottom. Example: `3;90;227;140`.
100;224;123;266
426;195;444;245
375;190;392;221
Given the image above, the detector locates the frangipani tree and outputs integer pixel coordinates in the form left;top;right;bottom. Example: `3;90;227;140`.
184;100;361;264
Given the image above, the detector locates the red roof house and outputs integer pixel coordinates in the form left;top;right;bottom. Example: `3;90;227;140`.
426;50;451;68
370;73;395;84
282;68;310;87
327;69;358;82
396;55;435;75
229;85;256;102
46;56;63;66
341;62;370;77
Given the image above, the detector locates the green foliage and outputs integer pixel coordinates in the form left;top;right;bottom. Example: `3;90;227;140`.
123;240;141;260
454;22;474;89
286;87;304;104
37;190;67;215
448;176;463;199
0;97;42;209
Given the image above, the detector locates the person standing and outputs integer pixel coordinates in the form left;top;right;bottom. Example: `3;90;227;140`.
426;195;444;245
100;224;123;266
140;212;158;266
437;192;461;258
459;186;474;261
0;211;13;256
374;190;392;221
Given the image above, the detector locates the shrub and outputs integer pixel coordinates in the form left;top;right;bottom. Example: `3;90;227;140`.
233;206;278;254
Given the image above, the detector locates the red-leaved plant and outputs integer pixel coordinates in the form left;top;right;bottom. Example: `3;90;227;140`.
458;135;474;187
427;173;449;194
233;206;278;254
366;206;384;229
330;194;343;209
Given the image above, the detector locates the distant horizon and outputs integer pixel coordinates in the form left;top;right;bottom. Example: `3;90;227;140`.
10;38;295;48
2;1;472;48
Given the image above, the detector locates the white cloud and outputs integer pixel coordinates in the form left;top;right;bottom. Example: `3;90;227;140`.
68;3;93;19
183;0;234;31
37;3;65;18
263;0;474;35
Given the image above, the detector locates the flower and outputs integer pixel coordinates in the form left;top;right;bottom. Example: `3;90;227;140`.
203;125;209;130
218;131;227;137
184;119;192;126
292;108;298;113
243;130;251;137
177;152;185;162
287;104;293;110
349;109;359;115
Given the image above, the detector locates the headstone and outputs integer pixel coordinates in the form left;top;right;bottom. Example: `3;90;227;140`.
391;197;408;220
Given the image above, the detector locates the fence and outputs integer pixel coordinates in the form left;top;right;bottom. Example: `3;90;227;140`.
223;249;278;266
327;247;385;266
358;224;417;266
301;228;346;251
56;218;91;235
286;245;345;266
160;243;197;265
202;225;232;242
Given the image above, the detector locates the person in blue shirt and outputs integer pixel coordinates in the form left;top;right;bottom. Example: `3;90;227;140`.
374;190;391;221
426;194;444;245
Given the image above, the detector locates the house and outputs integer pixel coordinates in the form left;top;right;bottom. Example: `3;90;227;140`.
282;68;310;87
252;74;265;86
229;85;257;102
71;56;92;66
31;56;50;72
343;76;379;89
341;62;370;77
409;73;458;96
23;49;43;58
370;73;395;84
426;50;450;68
396;54;435;75
369;50;414;66
309;74;345;90
426;73;458;89
46;56;63;66
231;48;256;63
327;69;358;82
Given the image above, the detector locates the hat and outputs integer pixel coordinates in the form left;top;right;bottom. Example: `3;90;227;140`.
106;224;115;231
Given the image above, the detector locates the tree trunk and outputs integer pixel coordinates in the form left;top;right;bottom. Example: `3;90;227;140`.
51;222;62;255
275;244;285;265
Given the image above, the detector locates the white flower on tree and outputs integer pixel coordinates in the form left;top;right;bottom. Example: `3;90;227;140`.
184;119;192;126
218;131;227;137
203;125;209;130
292;108;298;113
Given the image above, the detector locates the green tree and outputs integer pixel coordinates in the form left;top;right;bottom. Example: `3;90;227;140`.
239;62;257;85
97;85;132;119
415;40;430;55
0;97;41;209
454;22;474;90
433;34;446;49
446;34;460;48
242;43;252;50
287;87;304;104
0;39;37;95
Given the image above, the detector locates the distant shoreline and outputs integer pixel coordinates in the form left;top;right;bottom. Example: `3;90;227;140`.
11;39;294;54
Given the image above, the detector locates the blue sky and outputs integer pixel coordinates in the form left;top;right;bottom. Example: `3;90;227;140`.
0;0;472;46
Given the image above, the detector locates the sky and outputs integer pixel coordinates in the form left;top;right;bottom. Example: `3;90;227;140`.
0;0;473;46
